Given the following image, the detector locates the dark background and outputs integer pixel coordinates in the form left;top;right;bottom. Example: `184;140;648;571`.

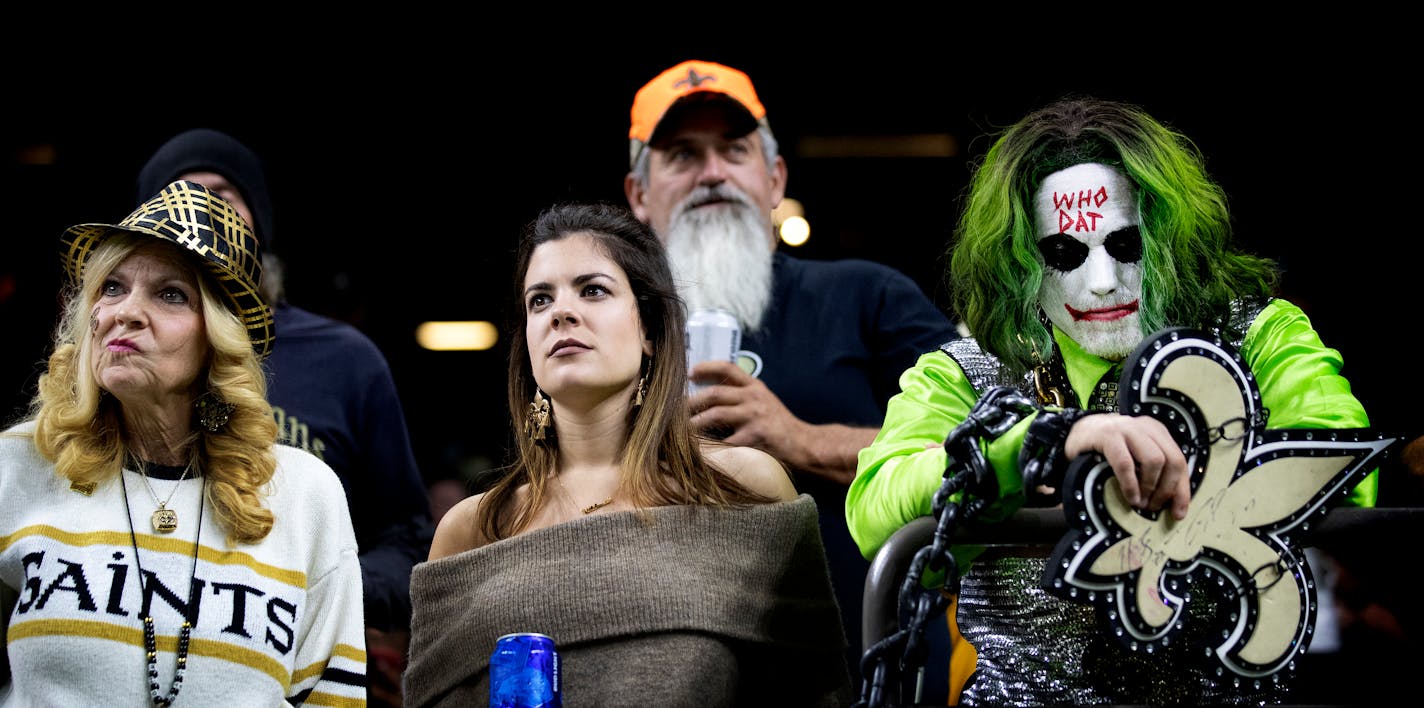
2;23;1420;704
3;33;1417;501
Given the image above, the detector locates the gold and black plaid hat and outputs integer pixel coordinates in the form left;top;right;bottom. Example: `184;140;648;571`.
60;180;275;358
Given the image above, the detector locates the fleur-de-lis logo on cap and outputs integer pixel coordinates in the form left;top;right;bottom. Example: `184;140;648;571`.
675;67;716;91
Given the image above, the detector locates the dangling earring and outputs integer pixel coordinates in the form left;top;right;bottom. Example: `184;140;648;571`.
195;391;235;432
633;372;648;408
526;388;551;443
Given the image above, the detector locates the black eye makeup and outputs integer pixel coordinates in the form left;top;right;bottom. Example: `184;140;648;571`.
1038;225;1142;271
1104;226;1142;263
1038;233;1088;271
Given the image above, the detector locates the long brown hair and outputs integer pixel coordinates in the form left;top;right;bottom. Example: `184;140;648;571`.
477;202;774;542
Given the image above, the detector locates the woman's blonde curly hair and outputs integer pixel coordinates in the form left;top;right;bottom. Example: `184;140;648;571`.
28;234;279;545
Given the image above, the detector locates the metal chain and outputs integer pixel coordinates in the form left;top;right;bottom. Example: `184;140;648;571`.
855;387;1041;708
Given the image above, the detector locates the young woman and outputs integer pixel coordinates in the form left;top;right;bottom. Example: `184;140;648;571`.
403;202;853;707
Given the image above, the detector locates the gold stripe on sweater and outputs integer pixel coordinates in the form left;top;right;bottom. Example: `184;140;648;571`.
10;618;296;686
0;524;307;586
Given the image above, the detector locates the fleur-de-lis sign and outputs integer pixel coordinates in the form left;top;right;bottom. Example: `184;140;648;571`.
1041;327;1400;679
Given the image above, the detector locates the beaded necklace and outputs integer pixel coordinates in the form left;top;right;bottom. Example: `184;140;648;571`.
121;471;203;707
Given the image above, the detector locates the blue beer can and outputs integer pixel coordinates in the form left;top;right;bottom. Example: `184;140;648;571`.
489;632;562;708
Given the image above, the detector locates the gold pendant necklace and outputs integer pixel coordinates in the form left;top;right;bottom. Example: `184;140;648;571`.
558;475;615;512
121;473;203;706
559;476;616;514
136;460;193;533
581;497;615;514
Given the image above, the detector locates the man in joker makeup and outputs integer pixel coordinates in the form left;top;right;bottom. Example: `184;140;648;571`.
847;97;1378;705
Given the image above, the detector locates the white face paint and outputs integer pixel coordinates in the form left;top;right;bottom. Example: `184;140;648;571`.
1035;162;1144;361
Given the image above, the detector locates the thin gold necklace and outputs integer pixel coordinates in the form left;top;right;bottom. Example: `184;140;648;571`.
560;478;615;514
135;459;193;533
581;497;615;514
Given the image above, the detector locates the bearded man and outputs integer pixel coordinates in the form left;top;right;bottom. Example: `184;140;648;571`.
622;60;959;687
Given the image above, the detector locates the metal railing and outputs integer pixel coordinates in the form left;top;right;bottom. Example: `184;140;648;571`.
859;506;1424;706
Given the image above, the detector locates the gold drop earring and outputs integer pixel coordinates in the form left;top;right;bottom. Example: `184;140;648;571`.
526;388;551;442
633;367;648;408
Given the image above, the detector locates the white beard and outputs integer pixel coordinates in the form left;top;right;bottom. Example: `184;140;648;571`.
1054;312;1144;361
664;185;774;333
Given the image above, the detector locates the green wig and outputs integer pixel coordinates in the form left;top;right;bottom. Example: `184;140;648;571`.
947;96;1279;375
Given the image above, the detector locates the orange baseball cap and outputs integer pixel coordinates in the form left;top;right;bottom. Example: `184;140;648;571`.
629;60;769;167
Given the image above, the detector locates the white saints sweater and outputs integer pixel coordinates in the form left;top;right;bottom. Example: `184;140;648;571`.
0;422;367;706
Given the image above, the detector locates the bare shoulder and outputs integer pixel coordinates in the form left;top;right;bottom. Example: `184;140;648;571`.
428;492;489;560
702;443;797;501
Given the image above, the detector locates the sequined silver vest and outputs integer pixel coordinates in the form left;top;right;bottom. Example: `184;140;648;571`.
940;300;1290;705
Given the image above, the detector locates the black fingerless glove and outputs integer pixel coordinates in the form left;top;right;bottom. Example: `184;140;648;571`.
1019;407;1092;501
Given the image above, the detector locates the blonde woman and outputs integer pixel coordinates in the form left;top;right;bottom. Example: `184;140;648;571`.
0;181;366;706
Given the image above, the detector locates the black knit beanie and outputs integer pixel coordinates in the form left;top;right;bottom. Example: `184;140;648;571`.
136;128;277;256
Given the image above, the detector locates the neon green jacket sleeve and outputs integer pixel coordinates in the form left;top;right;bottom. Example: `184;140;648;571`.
1244;299;1378;507
846;349;1032;559
846;298;1378;560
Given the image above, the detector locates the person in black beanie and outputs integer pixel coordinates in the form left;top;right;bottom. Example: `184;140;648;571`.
137;128;434;706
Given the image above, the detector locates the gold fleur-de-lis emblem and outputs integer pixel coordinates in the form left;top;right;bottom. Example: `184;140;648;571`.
1042;327;1400;679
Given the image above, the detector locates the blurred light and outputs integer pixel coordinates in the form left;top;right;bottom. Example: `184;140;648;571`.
795;133;958;159
773;198;809;247
416;321;499;351
15;143;57;166
779;216;810;246
772;197;804;224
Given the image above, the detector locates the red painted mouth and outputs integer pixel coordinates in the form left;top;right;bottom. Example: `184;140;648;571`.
1065;300;1139;322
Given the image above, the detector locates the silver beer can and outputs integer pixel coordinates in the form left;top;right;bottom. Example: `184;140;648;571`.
685;308;740;394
